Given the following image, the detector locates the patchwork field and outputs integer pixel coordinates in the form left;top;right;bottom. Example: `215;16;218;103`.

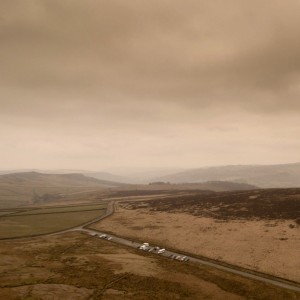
0;203;107;238
0;232;298;300
91;189;300;282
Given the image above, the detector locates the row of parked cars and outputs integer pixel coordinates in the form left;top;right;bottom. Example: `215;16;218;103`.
138;243;166;253
138;242;189;262
92;234;189;263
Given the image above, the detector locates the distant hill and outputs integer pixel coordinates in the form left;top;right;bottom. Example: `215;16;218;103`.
82;172;131;184
0;171;125;187
0;169;132;184
0;172;126;208
154;163;300;188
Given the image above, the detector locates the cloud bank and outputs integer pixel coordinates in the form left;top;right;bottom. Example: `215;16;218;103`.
1;0;300;170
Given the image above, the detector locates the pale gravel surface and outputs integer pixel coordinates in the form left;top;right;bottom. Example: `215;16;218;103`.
92;205;300;282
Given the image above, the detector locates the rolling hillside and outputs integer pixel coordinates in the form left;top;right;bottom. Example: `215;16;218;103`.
0;172;126;208
83;171;131;184
155;162;300;188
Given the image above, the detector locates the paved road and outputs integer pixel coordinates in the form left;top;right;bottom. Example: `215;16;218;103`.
36;200;300;293
78;227;300;293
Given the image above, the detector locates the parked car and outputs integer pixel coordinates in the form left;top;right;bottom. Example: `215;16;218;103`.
157;248;166;254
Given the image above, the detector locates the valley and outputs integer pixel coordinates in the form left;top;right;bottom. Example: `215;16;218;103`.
0;171;299;299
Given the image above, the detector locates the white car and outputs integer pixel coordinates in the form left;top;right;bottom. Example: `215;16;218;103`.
157;248;166;254
99;234;107;238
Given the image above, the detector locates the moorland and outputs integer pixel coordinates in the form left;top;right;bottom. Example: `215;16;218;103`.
1;232;298;300
91;188;300;282
0;171;299;299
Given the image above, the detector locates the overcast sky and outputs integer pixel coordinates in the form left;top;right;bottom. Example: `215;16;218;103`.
1;0;300;172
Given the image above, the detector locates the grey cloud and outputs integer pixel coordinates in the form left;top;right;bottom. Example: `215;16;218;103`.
1;0;300;112
0;1;300;170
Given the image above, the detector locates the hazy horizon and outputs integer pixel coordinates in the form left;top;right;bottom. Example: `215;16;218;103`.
1;1;300;170
1;161;300;177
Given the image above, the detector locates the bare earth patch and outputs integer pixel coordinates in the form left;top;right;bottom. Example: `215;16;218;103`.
91;205;300;282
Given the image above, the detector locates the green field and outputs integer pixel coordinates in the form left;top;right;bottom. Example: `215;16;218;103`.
0;207;106;238
9;203;107;215
0;186;103;209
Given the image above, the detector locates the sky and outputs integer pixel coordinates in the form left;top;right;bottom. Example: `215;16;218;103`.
1;0;300;172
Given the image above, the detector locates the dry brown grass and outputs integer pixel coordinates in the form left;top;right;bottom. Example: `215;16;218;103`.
91;204;300;282
0;232;298;299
